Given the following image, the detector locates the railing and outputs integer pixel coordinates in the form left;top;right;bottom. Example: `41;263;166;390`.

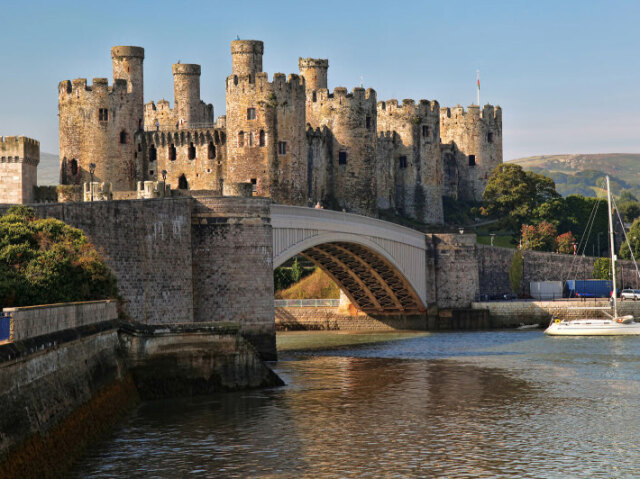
274;299;340;308
0;312;11;341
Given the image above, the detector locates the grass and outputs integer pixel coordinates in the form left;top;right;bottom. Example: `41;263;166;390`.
476;234;517;248
275;268;340;299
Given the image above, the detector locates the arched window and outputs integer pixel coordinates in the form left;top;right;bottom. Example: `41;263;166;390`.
149;145;157;162
70;159;78;175
178;174;188;190
120;130;127;144
238;131;244;147
169;144;176;161
208;141;216;159
259;130;265;147
188;142;196;160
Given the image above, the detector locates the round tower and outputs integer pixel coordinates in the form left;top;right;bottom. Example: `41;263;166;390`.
231;40;264;76
299;58;328;92
173;63;201;128
111;46;144;108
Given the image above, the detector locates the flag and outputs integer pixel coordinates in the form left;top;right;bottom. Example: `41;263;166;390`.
477;71;480;90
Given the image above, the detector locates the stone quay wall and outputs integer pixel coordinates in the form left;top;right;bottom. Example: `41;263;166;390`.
5;300;117;342
472;299;640;327
275;307;428;331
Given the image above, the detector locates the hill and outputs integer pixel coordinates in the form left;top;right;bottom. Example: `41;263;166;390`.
510;153;640;198
38;152;59;185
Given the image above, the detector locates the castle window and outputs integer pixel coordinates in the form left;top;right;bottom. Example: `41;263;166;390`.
338;151;347;165
178;174;188;190
208;141;216;159
487;132;493;143
169;144;176;161
120;131;128;144
188;142;196;160
70;159;78;176
149;170;154;176
259;130;266;147
312;91;317;102
98;108;108;121
422;125;430;137
278;141;287;155
149;145;157;162
249;132;254;147
137;143;141;151
247;108;256;120
469;154;476;166
251;178;257;194
399;156;407;169
238;131;245;147
366;116;372;129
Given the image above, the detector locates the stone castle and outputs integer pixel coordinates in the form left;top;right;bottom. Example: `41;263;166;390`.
58;41;502;223
0;136;40;204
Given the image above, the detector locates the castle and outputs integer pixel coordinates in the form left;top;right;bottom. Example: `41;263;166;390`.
58;41;502;223
0;136;40;204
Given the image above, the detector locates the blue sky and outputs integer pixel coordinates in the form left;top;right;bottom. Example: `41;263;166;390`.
1;0;639;160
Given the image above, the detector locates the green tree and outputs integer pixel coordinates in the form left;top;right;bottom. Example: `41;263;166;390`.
482;164;559;229
619;218;640;260
509;250;523;295
291;258;303;283
592;257;611;280
0;207;117;307
617;200;640;223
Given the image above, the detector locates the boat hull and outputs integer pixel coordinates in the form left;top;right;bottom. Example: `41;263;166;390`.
545;319;640;336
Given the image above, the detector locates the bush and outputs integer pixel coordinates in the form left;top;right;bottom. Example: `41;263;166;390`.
0;207;117;307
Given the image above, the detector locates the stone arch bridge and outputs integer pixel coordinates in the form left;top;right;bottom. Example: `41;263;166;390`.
271;205;428;315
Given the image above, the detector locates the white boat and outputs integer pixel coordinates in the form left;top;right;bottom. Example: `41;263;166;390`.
545;176;640;336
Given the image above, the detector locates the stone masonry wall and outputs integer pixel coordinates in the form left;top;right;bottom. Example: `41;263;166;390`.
0;136;39;204
431;233;480;308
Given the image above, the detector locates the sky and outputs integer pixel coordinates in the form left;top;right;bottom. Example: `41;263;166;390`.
1;0;639;160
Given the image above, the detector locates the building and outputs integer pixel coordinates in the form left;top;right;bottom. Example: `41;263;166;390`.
0;136;40;204
58;41;503;223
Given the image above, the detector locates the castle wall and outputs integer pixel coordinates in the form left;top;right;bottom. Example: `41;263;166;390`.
136;127;226;191
377;99;443;223
0;136;39;204
440;104;502;201
225;72;307;204
305;87;378;215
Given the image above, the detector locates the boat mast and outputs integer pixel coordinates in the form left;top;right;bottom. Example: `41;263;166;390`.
607;176;618;318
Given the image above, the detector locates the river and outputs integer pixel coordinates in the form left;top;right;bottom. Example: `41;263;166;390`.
72;330;640;478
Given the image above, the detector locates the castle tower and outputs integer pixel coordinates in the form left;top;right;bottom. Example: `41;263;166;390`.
305;87;378;215
299;58;328;92
440;104;502;201
172;63;214;128
59;46;145;191
377;99;443;223
231;40;264;76
0;136;39;204
226;41;307;204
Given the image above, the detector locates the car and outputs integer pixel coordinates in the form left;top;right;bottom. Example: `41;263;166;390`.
620;289;640;300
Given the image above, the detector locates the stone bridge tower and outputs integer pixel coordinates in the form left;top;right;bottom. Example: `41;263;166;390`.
225;40;307;204
59;46;144;191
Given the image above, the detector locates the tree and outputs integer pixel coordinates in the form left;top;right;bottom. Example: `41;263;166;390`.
619;218;640;260
556;231;576;254
617;200;640;223
521;221;557;251
593;257;611;280
482;164;560;230
0;206;117;307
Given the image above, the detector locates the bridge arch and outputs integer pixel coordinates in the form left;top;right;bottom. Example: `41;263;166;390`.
271;206;428;315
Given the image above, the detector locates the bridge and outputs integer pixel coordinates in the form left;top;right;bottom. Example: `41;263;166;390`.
271;205;428;315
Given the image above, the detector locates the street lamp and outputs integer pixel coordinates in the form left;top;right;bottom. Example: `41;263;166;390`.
89;163;96;202
161;170;167;196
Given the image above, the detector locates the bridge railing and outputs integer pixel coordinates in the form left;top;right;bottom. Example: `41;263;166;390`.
274;299;339;308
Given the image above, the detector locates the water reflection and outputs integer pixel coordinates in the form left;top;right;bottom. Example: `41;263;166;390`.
73;331;640;478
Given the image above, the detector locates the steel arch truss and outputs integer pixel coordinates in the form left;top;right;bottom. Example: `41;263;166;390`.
301;242;424;315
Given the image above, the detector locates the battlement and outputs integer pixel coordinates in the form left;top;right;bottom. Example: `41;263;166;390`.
441;104;502;121
111;46;145;59
312;87;377;106
58;78;128;96
173;63;201;75
299;58;329;69
231;40;264;55
377;98;439;117
226;72;305;93
0;136;40;148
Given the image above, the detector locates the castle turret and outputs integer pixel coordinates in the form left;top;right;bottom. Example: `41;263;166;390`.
0;136;39;204
299;58;328;92
440;104;502;201
377;98;443;223
171;63;213;128
59;46;145;191
231;40;264;76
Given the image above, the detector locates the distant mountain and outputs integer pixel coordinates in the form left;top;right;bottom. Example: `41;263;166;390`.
39;152;59;185
511;154;640;185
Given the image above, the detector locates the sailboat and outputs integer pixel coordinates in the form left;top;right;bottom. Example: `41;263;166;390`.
545;176;640;336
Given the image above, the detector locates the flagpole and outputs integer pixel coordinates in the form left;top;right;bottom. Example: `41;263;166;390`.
476;70;480;106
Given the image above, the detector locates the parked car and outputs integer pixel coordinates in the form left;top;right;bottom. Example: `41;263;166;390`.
621;289;640;300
